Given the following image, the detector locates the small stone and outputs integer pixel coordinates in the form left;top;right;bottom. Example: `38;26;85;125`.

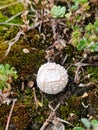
81;92;88;98
27;80;34;88
23;48;30;53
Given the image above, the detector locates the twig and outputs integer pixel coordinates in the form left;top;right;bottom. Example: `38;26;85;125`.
57;117;74;127
21;81;25;91
78;82;96;87
62;54;68;65
4;31;24;57
49;102;60;112
40;112;55;130
40;102;74;130
40;103;60;130
74;59;91;84
74;65;81;84
74;62;91;67
33;87;38;109
5;99;17;130
81;102;89;108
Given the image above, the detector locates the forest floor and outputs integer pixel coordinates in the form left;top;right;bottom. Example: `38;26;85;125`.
0;0;98;130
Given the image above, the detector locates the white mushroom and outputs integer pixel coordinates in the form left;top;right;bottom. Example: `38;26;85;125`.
36;62;68;94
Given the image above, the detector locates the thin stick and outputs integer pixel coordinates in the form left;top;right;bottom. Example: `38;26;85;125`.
57;117;74;127
40;103;60;130
33;87;38;109
4;31;24;57
5;99;17;130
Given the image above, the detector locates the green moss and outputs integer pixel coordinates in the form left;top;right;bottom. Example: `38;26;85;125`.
8;2;23;24
0;0;23;15
86;89;98;117
0;12;8;35
0;0;16;6
0;30;45;77
3;27;19;40
16;88;50;129
0;103;30;130
59;96;82;119
3;47;45;77
8;3;23;16
86;66;98;82
0;105;10;130
0;0;23;36
10;104;30;130
0;43;8;59
0;12;8;22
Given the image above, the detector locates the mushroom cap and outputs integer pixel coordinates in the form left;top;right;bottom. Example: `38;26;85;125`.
37;62;68;94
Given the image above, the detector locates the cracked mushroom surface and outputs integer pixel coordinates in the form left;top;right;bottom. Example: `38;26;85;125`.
37;62;68;94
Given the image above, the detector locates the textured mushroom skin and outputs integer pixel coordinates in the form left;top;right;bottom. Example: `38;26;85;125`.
37;62;68;94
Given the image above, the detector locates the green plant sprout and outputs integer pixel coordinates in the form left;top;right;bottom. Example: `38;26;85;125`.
72;0;88;4
51;5;66;18
71;20;98;52
73;118;98;130
0;64;18;89
71;0;89;11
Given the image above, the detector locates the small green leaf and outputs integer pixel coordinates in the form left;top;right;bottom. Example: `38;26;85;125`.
65;12;72;18
0;64;4;71
73;127;85;130
0;64;18;89
86;23;94;32
95;28;98;34
76;15;82;22
38;101;43;107
91;119;98;128
51;5;66;18
77;38;87;50
89;42;98;52
72;30;81;38
81;118;91;129
94;20;98;27
71;4;79;11
73;0;88;4
5;64;10;70
72;26;81;30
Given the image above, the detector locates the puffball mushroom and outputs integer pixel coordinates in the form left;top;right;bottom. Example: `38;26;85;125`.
37;62;68;94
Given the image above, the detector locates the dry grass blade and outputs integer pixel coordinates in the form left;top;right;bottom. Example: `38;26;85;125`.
0;23;22;26
40;103;60;130
0;1;20;10
5;12;23;23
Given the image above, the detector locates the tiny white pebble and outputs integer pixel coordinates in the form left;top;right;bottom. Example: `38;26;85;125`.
23;48;30;53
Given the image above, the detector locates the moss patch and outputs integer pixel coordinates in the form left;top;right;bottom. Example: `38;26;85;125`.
86;66;98;82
